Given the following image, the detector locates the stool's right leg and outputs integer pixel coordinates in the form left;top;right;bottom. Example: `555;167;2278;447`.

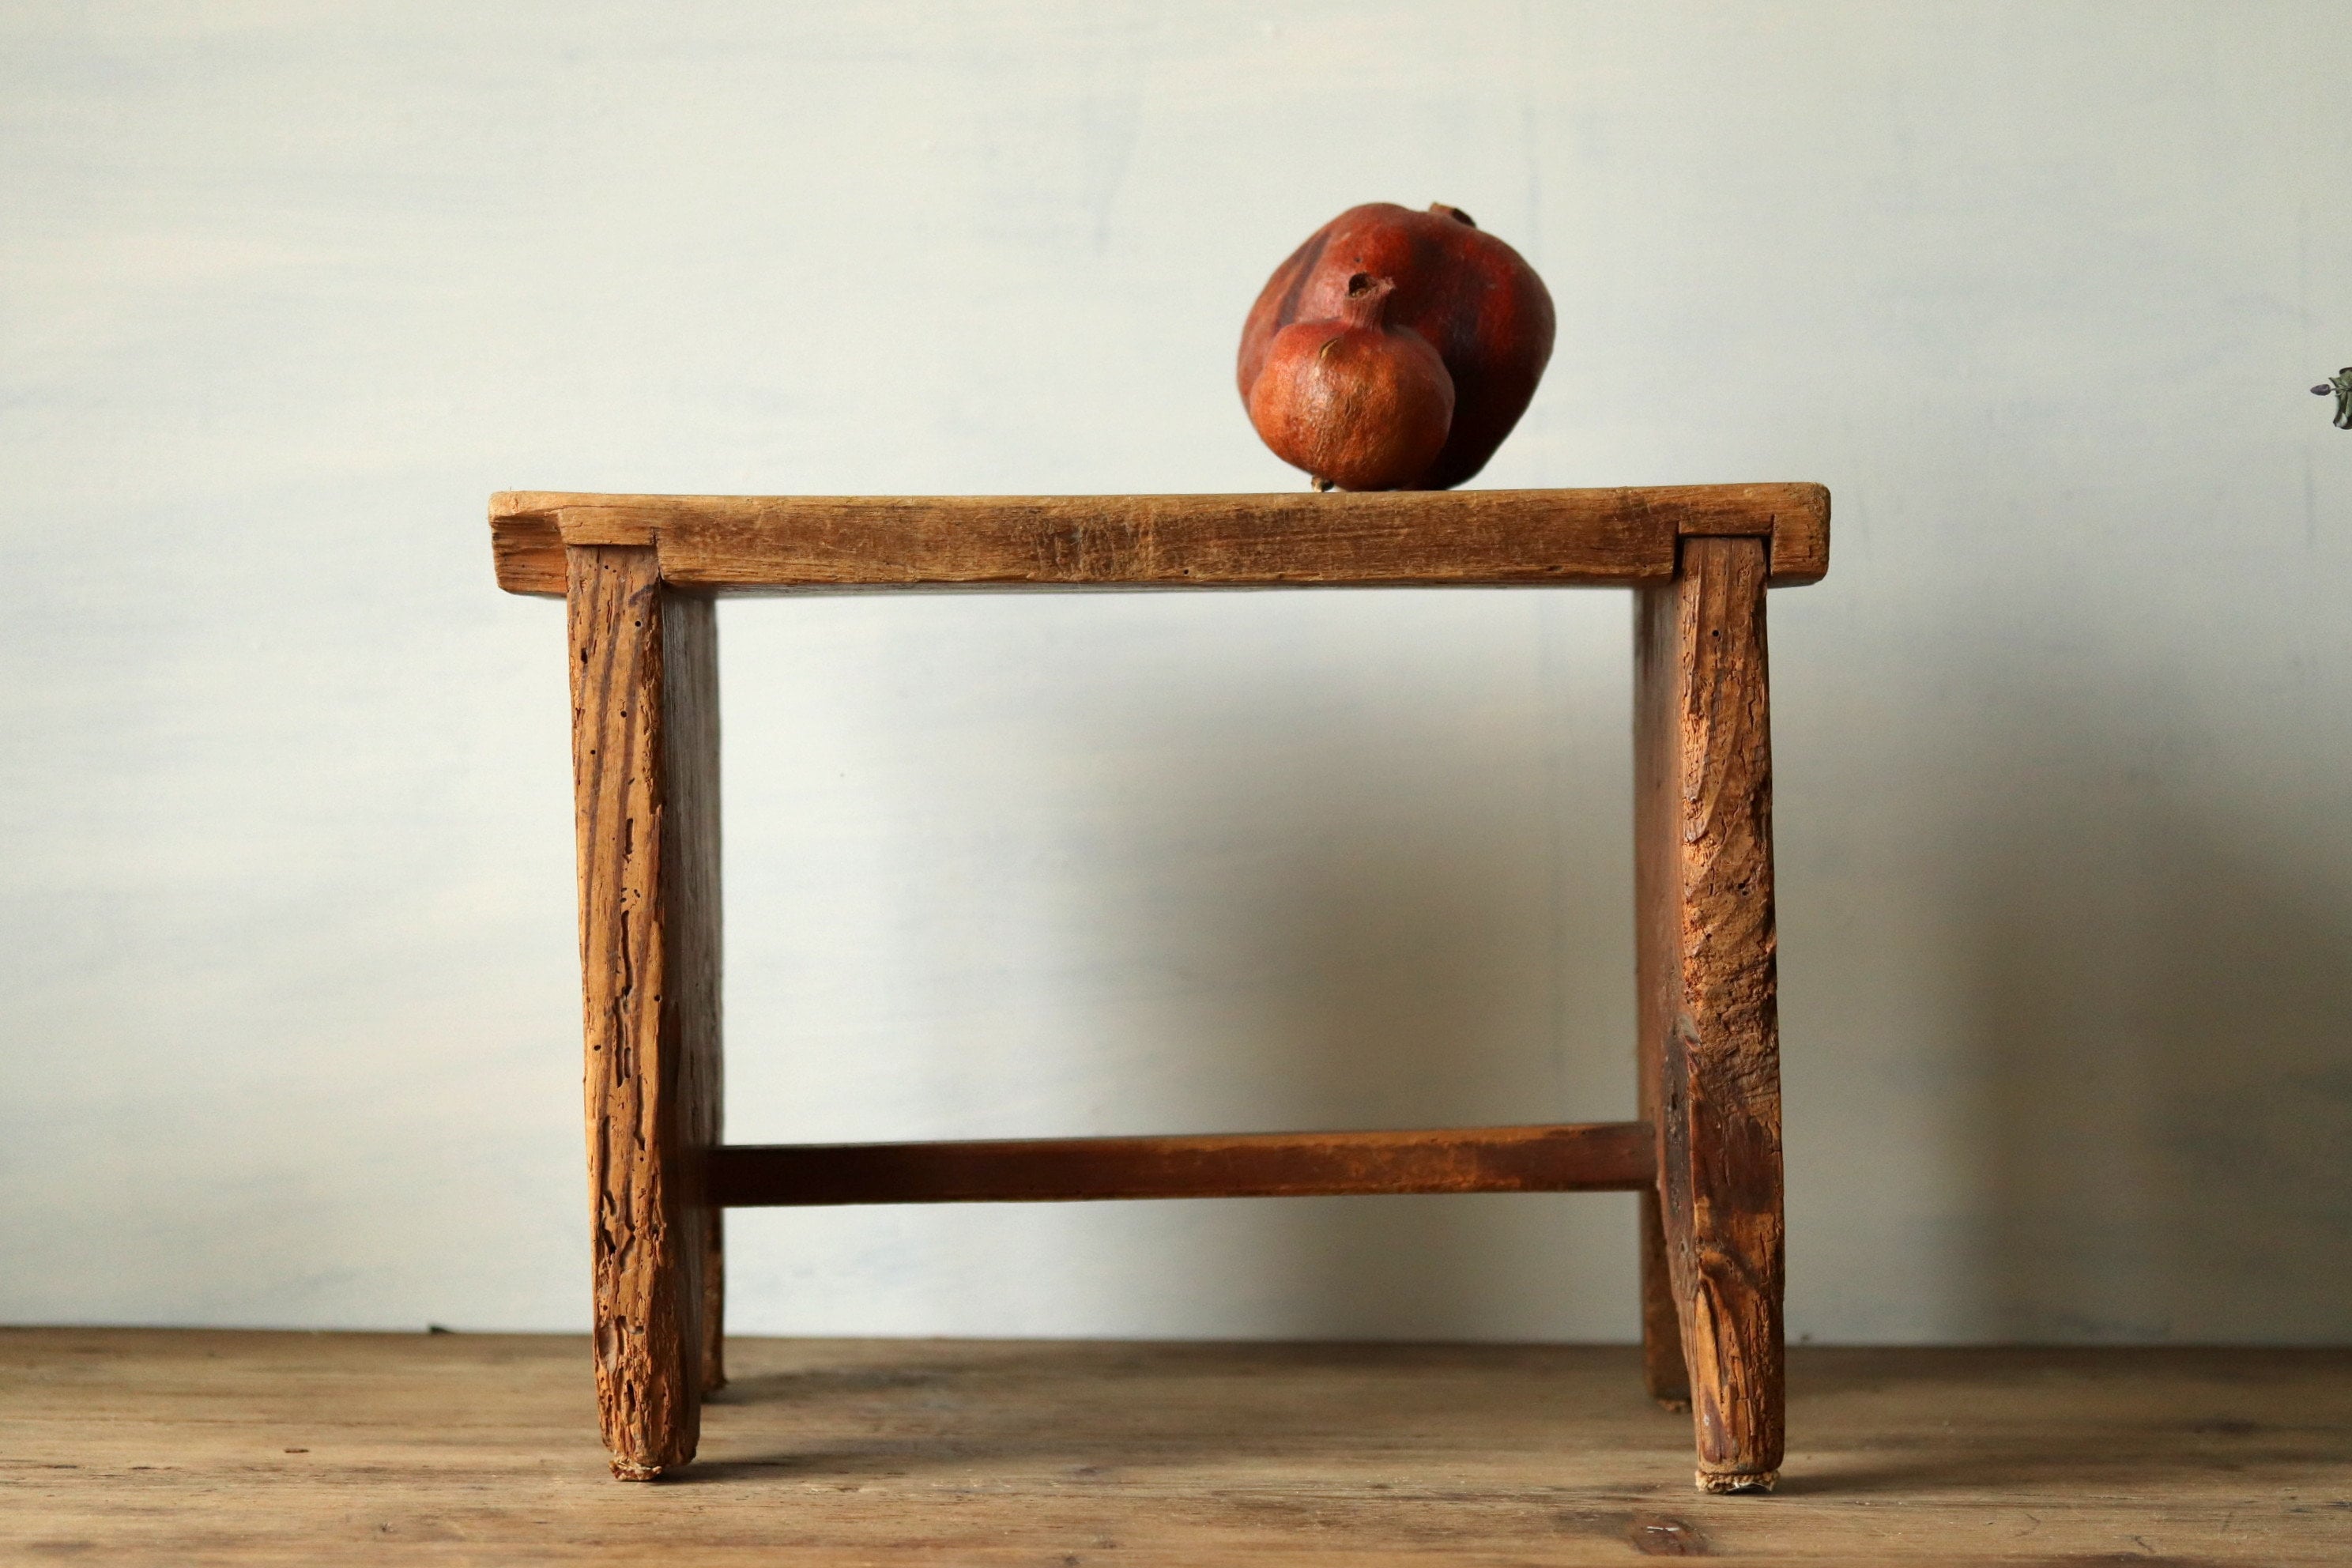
1634;535;1785;1494
1637;1192;1691;1410
568;545;722;1478
1635;671;1691;1412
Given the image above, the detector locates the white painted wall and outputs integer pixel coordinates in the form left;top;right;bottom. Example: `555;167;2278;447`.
4;2;2347;1344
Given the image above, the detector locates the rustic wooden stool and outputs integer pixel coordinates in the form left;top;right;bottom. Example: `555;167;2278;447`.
489;483;1829;1492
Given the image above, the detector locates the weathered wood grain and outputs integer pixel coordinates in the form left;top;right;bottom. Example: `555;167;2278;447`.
1635;534;1785;1493
489;484;1829;596
9;1330;2350;1565
492;514;567;602
567;547;722;1477
707;1122;1653;1207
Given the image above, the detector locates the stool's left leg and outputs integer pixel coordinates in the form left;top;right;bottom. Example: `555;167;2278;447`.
665;586;726;1399
1634;534;1785;1494
568;546;722;1478
702;1214;726;1396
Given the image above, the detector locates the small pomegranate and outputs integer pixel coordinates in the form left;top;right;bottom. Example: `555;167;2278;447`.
1246;274;1453;492
1240;202;1554;489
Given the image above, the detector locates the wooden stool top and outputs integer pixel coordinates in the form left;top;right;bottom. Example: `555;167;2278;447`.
490;483;1829;596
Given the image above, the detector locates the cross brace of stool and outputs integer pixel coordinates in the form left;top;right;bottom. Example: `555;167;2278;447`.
492;483;1828;1492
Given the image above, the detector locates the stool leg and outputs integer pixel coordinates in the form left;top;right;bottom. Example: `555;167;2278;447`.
702;1209;726;1395
1634;698;1690;1412
1634;535;1785;1493
672;586;727;1402
1637;1191;1690;1409
568;547;723;1479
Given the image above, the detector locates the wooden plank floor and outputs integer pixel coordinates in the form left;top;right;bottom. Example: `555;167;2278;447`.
2;1330;2346;1564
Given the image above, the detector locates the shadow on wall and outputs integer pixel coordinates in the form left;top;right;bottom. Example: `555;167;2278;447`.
1132;710;1630;1338
1026;590;1641;1340
1958;686;2352;1342
722;588;1641;1340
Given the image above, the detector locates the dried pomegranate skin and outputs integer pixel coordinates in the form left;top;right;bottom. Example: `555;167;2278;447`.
1247;309;1454;492
1239;203;1554;490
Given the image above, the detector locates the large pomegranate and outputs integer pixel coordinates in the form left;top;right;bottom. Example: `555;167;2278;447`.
1239;202;1555;491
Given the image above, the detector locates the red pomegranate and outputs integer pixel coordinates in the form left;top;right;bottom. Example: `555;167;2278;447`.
1239;202;1555;490
1245;274;1454;492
